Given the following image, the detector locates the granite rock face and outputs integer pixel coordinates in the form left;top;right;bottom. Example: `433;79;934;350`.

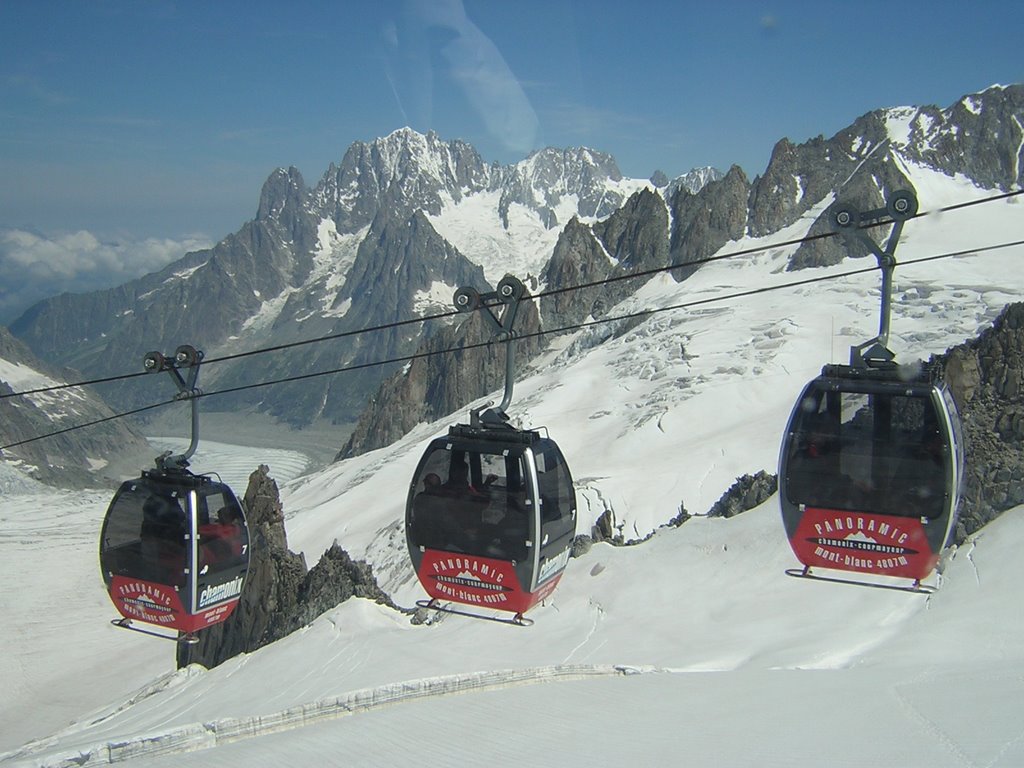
936;303;1024;543
177;465;395;670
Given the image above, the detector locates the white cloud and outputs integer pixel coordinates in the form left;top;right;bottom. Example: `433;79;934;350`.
383;0;539;156
0;228;212;323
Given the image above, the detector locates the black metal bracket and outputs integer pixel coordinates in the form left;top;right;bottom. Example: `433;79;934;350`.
830;190;918;368
143;344;204;471
453;275;526;425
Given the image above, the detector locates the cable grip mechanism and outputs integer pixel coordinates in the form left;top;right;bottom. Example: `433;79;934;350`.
453;275;526;426
830;189;918;368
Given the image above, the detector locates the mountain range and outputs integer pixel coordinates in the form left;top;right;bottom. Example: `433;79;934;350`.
2;83;1023;482
7;133;707;432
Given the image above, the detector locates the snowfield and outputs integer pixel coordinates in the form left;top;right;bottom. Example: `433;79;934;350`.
2;169;1023;766
3;479;1023;767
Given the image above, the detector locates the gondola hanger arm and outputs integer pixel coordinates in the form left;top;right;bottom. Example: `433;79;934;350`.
143;344;205;469
830;190;918;367
453;275;526;425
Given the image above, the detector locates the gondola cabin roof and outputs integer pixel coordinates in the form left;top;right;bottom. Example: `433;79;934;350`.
445;421;549;445
816;361;940;386
134;466;233;492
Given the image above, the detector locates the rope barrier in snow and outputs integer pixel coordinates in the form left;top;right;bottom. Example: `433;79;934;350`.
11;664;657;767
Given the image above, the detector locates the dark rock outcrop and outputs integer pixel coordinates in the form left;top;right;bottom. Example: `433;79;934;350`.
707;471;779;518
539;186;672;330
337;290;544;459
178;465;395;670
935;302;1024;542
539;217;614;329
669;164;749;278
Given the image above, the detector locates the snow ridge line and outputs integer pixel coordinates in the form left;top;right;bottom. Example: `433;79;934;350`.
16;664;657;767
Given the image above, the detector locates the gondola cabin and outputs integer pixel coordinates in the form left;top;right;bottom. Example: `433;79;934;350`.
100;469;249;636
406;424;576;619
779;364;963;586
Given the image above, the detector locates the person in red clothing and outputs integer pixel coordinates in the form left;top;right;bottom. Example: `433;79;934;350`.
199;504;245;567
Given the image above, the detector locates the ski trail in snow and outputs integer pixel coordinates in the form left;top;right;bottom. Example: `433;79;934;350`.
892;667;977;768
561;599;606;664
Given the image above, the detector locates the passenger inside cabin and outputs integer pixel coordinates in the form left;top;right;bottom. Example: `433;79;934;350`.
139;494;186;585
199;504;245;566
413;472;455;550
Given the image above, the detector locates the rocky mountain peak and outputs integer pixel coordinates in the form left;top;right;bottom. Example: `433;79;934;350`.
257;166;306;222
312;128;491;234
497;145;634;229
881;82;1023;190
665;166;725;199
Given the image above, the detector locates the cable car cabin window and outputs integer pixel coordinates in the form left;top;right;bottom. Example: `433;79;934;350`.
197;490;248;575
785;388;948;520
535;444;576;552
410;447;531;561
101;486;187;587
942;386;965;476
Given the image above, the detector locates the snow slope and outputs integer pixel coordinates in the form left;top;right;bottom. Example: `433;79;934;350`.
3;486;1023;766
1;168;1023;766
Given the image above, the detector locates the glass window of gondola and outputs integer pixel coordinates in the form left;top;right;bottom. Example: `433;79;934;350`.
784;387;949;520
100;484;188;588
941;387;966;485
410;446;533;561
535;441;576;557
196;488;248;576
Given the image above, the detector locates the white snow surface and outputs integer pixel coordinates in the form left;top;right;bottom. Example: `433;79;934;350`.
428;177;649;290
2;168;1024;766
0;360;90;421
429;188;577;288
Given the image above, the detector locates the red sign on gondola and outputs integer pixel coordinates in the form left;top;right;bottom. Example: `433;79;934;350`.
110;575;241;633
110;575;185;628
790;507;939;581
418;550;563;616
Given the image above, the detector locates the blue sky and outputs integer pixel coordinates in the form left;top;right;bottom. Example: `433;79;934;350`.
0;0;1022;321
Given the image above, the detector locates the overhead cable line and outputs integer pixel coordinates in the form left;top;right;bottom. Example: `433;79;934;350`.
2;188;1021;403
929;188;1023;216
4;236;1021;453
0;399;177;452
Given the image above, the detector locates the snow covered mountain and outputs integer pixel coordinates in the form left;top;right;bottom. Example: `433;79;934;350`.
0;327;149;487
6;84;1023;443
7;130;667;429
341;85;1024;455
2;177;1023;763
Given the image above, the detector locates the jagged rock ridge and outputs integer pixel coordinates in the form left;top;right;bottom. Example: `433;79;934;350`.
347;85;1023;458
937;302;1024;542
178;465;396;670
